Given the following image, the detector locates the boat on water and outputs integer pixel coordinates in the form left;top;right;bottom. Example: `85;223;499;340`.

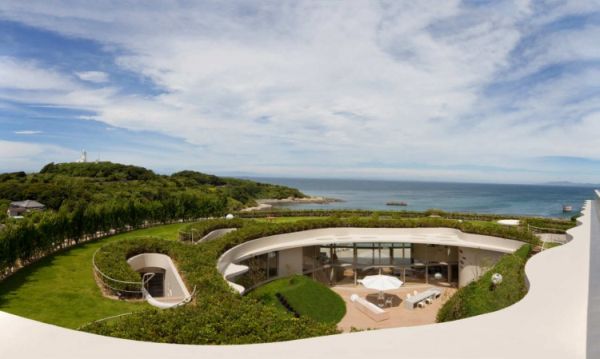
386;201;408;206
563;205;573;212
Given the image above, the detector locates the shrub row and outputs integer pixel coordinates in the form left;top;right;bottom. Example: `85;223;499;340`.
0;194;227;280
93;237;176;293
216;217;541;249
436;244;532;322
178;219;246;242
86;216;540;344
87;231;338;343
236;208;575;230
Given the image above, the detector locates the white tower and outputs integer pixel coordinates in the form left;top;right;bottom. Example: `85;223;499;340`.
78;149;87;163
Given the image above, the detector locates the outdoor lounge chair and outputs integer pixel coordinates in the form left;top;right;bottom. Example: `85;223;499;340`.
350;294;390;322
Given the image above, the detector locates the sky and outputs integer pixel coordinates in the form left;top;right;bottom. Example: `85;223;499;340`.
0;0;599;184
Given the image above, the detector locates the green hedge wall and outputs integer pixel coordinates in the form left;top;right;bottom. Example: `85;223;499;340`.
436;244;532;322
93;236;176;293
236;209;575;232
178;219;246;242
88;232;338;343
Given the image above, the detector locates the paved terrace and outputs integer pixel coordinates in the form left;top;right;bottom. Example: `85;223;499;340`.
0;191;598;358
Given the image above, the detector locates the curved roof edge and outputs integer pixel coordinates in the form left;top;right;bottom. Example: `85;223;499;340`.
216;227;526;293
0;194;598;358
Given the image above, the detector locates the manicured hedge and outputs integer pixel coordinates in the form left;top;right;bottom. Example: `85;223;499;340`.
178;219;246;242
88;232;338;343
215;217;541;248
93;237;176;293
86;217;540;344
436;244;532;322
521;217;574;233
250;275;346;324
237;209;575;230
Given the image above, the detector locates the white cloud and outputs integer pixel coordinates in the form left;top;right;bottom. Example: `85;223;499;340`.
0;1;599;181
0;56;75;91
75;70;108;83
0;140;79;172
14;130;42;135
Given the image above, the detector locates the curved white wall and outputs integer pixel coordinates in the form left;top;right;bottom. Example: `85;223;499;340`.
217;227;525;293
127;253;190;299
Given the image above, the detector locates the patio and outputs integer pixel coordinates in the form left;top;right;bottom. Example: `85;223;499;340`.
332;283;455;332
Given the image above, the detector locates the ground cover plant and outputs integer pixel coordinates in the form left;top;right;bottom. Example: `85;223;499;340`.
436;244;532;322
249;275;346;324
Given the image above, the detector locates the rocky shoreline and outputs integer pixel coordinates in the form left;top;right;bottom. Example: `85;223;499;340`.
241;196;342;212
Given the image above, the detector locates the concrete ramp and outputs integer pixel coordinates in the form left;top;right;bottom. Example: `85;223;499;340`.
127;253;192;309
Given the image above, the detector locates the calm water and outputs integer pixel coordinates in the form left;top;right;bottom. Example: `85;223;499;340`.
250;178;597;218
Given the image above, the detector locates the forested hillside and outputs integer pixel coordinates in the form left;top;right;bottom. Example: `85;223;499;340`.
0;162;303;278
0;162;304;217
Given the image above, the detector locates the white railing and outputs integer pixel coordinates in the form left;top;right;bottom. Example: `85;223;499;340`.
92;248;143;296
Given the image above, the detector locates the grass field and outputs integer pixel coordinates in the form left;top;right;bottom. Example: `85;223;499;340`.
249;275;346;324
0;223;186;329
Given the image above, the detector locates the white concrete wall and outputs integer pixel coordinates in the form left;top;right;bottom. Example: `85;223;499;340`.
458;247;504;287
127;253;190;299
277;247;303;277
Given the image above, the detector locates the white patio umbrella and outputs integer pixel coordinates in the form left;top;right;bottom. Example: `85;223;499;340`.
360;274;404;305
361;274;404;291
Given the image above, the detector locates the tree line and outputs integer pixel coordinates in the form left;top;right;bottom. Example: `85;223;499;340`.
0;193;228;280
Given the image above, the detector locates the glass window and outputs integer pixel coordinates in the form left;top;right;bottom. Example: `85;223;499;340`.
267;251;278;278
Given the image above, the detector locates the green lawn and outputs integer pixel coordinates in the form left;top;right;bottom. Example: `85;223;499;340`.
249;275;346;324
0;223;186;329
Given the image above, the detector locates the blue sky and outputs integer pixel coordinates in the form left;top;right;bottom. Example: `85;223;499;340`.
0;1;599;183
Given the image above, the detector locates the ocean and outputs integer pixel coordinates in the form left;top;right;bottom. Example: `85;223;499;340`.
249;178;597;218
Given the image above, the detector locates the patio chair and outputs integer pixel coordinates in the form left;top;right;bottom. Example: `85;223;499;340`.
417;301;426;308
413;290;418;296
406;293;411;299
425;298;433;305
385;297;393;307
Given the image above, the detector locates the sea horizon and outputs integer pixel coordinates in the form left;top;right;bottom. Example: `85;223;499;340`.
247;177;597;218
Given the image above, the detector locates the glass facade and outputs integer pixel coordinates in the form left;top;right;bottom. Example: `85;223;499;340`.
234;242;459;290
235;251;279;290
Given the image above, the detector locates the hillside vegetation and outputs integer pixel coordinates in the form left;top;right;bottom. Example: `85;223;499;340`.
0;162;304;279
0;161;304;216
